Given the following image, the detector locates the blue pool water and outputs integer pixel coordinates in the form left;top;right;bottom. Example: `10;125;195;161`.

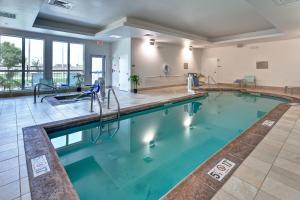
49;92;286;200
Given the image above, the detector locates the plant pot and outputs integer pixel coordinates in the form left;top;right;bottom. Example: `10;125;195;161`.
76;87;82;92
133;89;138;93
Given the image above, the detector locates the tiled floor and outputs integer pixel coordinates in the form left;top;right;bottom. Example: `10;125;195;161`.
212;104;300;200
0;86;300;200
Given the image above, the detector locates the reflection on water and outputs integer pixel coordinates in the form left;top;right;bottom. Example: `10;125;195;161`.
50;92;285;200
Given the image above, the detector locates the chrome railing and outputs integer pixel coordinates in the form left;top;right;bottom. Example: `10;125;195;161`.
91;92;103;143
34;83;57;103
107;88;120;137
208;75;217;85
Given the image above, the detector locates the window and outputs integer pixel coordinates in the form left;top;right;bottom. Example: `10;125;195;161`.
51;131;83;149
91;56;105;83
0;35;22;91
52;42;84;86
25;38;44;88
69;43;84;86
52;41;68;85
0;35;45;91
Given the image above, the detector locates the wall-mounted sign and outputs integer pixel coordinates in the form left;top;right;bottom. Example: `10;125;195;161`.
208;158;236;181
184;63;188;69
256;61;268;69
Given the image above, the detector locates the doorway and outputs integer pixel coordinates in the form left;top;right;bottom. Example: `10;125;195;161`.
91;55;105;83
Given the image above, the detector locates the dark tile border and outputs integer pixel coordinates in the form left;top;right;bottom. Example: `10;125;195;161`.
23;90;298;200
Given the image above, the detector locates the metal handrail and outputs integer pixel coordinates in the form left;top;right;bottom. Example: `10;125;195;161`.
34;83;57;103
107;88;120;137
208;75;217;85
92;92;103;143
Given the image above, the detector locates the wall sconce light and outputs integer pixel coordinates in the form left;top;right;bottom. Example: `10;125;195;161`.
189;46;193;51
150;39;155;46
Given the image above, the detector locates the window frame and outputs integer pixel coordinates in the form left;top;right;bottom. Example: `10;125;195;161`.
24;37;45;88
52;41;85;86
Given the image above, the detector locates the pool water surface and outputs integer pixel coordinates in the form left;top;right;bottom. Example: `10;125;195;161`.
49;92;286;200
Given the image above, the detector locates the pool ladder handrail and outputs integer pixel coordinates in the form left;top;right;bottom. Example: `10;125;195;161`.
107;88;120;137
34;83;57;103
208;75;221;90
91;92;103;143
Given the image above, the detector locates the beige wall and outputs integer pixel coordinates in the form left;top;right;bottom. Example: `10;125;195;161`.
132;38;202;89
201;38;300;87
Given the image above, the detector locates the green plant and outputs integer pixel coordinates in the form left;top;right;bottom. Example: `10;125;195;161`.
73;73;84;88
0;42;22;92
128;75;140;90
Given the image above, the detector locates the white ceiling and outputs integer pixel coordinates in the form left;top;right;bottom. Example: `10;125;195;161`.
1;0;300;47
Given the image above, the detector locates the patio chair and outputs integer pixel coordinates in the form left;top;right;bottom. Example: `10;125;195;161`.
75;81;100;100
243;75;256;88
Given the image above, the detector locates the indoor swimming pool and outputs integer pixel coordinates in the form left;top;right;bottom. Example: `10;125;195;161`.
49;92;287;200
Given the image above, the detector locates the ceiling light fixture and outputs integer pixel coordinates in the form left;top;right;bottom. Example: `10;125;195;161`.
109;35;122;39
48;0;73;9
149;39;155;45
144;34;154;37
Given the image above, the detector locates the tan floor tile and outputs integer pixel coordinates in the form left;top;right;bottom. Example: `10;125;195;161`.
274;158;300;177
250;142;280;164
268;165;300;191
222;176;258;200
255;190;280;200
261;177;300;200
212;189;239;200
243;156;272;174
278;150;300;165
282;143;300;154
234;164;267;188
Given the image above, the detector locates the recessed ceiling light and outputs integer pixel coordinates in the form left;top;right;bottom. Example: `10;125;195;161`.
48;0;73;9
109;35;122;39
144;34;154;37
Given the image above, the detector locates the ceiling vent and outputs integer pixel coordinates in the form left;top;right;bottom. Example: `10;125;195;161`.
272;0;300;5
48;0;73;9
0;11;16;19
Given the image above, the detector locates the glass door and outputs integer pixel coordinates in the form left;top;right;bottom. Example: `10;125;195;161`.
91;55;105;83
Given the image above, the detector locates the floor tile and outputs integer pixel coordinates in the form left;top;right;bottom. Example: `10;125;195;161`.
222;176;258;200
0;157;19;173
234;164;266;188
255;190;280;200
0;181;20;200
261;177;300;200
212;189;239;200
0;167;19;187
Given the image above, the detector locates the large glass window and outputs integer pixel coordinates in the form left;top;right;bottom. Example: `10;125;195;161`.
25;38;44;88
52;41;84;86
0;35;22;91
52;41;68;85
69;43;84;86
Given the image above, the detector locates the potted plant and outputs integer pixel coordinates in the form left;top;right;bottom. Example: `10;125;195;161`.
73;73;84;92
128;75;140;93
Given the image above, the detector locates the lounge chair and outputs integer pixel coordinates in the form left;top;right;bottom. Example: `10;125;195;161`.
75;81;100;100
